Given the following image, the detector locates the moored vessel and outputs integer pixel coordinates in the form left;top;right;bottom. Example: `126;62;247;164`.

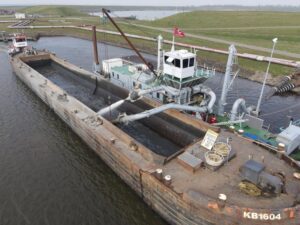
9;48;300;225
95;9;300;162
8;33;28;55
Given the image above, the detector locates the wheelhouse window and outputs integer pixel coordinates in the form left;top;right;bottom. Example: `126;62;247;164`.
165;55;181;68
174;59;181;68
189;58;195;67
164;55;168;63
183;59;189;68
16;38;26;42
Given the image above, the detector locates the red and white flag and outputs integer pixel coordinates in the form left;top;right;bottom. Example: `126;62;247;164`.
173;27;185;37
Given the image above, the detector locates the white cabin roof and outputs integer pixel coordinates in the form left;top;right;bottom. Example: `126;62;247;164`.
165;49;195;59
278;125;300;141
103;58;123;63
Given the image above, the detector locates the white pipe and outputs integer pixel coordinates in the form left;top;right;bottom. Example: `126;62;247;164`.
207;90;216;112
214;119;248;126
137;86;165;97
230;98;255;121
117;103;209;123
118;88;216;123
218;44;237;116
128;86;166;101
192;85;216;113
99;85;166;116
98;85;167;115
97;99;125;116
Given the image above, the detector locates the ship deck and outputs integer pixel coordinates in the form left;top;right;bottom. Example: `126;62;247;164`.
23;54;205;158
17;52;300;212
161;130;300;208
217;115;300;161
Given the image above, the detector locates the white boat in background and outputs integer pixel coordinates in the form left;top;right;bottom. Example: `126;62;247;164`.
8;33;28;55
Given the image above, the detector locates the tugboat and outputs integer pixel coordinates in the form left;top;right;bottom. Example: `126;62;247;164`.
96;9;300;162
8;33;28;55
97;9;216;121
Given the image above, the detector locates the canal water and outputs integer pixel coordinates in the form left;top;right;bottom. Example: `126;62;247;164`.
90;10;186;20
0;36;299;225
0;39;167;225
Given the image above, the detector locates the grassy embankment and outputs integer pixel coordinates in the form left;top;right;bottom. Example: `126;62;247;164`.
146;11;300;54
2;6;300;80
19;5;86;17
140;11;300;77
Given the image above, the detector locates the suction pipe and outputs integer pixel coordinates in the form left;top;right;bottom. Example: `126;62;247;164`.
230;98;255;121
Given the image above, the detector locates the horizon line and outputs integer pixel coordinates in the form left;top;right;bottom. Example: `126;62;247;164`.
1;4;300;7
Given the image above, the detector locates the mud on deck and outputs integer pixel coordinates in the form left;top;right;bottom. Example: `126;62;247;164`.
26;58;205;157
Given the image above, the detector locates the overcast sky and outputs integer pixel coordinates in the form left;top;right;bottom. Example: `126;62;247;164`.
1;0;300;6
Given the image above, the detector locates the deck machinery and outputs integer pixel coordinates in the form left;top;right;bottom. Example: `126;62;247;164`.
96;9;300;159
102;41;216;115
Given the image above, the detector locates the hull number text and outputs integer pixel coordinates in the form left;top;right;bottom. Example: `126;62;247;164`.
243;212;281;220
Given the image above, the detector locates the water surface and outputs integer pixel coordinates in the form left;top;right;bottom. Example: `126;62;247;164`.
90;10;186;20
0;39;166;225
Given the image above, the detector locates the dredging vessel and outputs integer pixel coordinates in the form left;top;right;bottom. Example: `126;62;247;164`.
9;11;300;224
96;9;300;161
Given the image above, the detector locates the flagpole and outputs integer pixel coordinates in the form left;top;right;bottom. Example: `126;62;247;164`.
171;35;175;52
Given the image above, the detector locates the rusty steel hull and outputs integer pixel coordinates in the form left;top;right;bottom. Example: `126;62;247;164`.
10;52;300;225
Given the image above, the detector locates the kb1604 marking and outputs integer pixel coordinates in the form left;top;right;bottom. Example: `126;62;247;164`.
243;212;281;220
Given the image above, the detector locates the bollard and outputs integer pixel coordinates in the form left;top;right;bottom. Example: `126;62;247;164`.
96;117;103;125
155;168;163;180
277;143;285;159
217;193;227;208
129;141;138;151
163;175;172;186
238;129;244;135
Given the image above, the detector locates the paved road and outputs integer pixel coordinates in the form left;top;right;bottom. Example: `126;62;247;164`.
7;24;299;67
181;25;300;31
125;23;300;59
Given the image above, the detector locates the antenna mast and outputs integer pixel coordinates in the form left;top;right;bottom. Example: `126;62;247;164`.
254;38;278;116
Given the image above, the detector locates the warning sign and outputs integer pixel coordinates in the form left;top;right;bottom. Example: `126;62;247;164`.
201;129;219;150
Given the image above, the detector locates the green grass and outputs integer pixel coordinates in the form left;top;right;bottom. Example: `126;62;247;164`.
3;17;295;77
147;11;300;28
2;6;298;78
19;6;86;17
0;16;15;19
143;11;300;55
32;16;99;26
104;22;295;76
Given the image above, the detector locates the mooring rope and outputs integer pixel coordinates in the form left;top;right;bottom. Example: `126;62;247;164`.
260;102;300;117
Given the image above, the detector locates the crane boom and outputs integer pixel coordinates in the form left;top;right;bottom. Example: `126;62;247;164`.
102;8;157;77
